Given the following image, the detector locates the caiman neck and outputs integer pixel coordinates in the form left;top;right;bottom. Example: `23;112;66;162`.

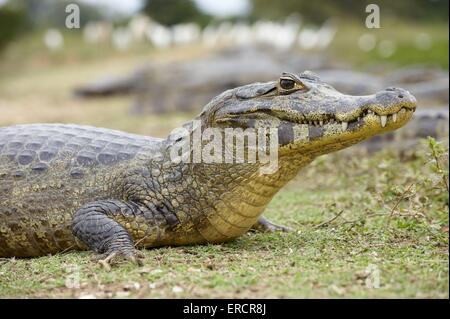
185;155;313;241
159;125;314;242
163;119;315;210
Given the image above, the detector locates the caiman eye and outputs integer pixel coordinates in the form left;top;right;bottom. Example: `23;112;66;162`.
280;78;295;90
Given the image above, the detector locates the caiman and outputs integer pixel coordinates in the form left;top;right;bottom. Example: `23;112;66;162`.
0;72;417;267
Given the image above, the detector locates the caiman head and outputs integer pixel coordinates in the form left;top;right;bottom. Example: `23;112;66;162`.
200;71;417;158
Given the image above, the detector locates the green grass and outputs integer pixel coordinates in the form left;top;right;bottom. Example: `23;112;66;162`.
0;142;448;298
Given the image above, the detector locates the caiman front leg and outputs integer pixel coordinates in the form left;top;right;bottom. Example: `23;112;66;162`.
72;200;146;270
250;216;293;233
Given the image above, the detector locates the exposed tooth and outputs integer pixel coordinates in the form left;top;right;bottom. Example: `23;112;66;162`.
392;113;397;122
368;110;373;114
380;115;387;127
319;120;323;126
342;122;348;131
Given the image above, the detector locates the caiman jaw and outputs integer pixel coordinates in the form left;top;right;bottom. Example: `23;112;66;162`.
297;102;417;132
353;104;416;129
287;86;417;132
277;87;418;156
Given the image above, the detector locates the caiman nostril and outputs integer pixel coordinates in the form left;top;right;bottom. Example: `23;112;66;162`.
398;94;404;98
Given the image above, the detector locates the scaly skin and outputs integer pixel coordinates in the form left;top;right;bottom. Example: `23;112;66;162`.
0;71;416;266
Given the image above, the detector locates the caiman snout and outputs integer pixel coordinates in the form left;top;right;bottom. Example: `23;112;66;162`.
375;87;417;108
357;86;417;129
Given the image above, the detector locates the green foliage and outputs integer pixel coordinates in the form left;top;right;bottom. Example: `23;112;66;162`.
142;0;212;27
330;22;449;69
0;5;27;51
250;0;449;23
426;137;449;195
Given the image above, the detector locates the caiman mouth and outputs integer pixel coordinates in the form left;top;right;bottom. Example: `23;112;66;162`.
300;103;417;130
217;102;416;131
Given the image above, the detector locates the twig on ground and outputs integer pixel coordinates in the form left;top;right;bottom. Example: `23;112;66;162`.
386;183;415;227
342;212;387;225
314;210;344;228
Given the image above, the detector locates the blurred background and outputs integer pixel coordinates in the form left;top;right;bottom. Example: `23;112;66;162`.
0;0;448;150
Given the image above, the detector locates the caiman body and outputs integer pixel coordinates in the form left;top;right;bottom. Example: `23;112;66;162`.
0;72;417;265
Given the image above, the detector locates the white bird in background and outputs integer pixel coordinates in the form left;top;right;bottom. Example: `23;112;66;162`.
77;15;337;52
111;27;131;51
43;29;64;51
